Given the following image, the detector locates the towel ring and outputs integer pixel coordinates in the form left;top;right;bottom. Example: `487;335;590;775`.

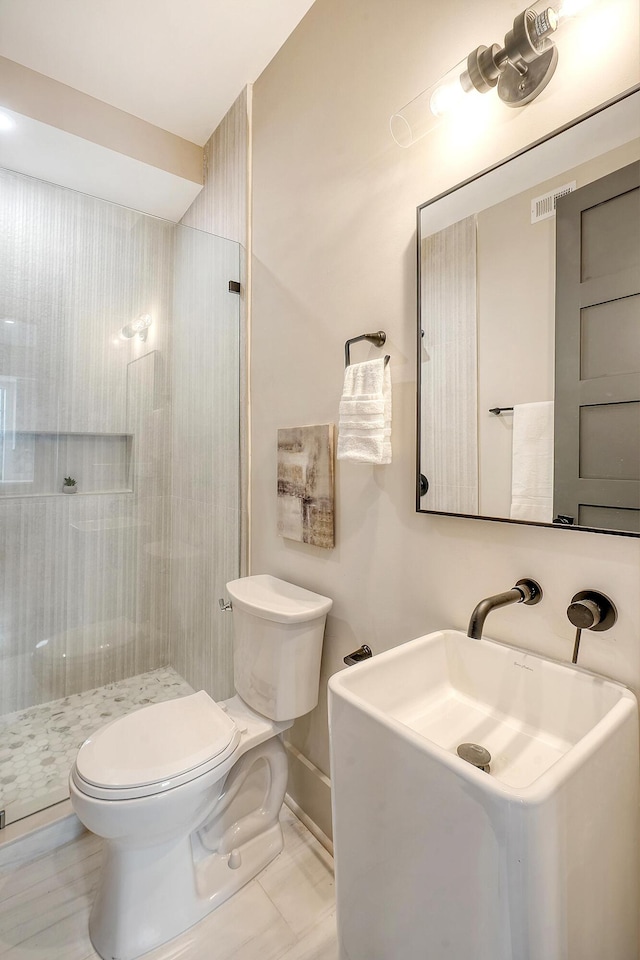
344;331;388;367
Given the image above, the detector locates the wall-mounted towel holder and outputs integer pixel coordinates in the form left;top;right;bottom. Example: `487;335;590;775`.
344;331;389;367
489;406;514;416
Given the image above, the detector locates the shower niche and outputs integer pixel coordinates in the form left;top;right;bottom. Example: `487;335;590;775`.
0;430;133;497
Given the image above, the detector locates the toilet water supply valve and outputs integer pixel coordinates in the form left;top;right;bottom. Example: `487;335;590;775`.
343;645;373;666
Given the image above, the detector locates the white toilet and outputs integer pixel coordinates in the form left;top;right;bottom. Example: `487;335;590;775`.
69;574;332;960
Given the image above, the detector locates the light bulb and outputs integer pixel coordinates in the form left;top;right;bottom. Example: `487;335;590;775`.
430;77;466;118
391;57;474;146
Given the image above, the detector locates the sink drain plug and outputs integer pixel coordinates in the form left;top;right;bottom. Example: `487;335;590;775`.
457;742;491;773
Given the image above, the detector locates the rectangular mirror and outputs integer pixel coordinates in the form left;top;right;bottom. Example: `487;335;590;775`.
417;88;640;535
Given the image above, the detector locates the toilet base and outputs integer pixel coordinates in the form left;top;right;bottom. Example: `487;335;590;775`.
89;820;284;960
197;819;284;909
78;727;291;960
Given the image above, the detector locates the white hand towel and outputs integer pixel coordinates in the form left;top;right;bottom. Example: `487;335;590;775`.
337;358;392;464
510;401;554;522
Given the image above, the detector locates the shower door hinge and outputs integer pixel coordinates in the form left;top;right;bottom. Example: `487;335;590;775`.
228;280;241;294
0;810;5;830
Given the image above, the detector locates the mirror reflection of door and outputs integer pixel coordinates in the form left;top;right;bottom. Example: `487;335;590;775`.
554;161;640;532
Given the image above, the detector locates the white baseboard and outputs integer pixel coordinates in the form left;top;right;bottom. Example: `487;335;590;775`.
285;793;333;856
284;741;333;851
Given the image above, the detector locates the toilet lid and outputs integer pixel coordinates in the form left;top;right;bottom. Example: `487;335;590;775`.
75;691;238;790
226;574;332;623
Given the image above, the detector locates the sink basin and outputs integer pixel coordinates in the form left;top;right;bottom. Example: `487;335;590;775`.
328;629;639;960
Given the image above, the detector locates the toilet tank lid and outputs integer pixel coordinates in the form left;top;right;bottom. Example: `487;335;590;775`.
226;575;332;624
75;691;238;789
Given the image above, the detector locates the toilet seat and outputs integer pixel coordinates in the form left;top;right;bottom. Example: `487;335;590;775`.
71;691;241;801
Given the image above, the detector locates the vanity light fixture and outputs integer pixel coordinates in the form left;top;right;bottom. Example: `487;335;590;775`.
120;313;152;342
391;0;593;146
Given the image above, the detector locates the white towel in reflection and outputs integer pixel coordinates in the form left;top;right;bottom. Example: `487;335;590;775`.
510;401;554;522
337;358;392;464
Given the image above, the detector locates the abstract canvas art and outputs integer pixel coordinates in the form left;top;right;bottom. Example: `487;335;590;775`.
277;424;335;549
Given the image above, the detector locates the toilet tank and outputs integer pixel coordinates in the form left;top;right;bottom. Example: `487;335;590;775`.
226;575;332;721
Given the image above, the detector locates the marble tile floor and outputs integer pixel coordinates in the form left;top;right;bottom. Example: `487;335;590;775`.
0;806;338;960
0;668;195;827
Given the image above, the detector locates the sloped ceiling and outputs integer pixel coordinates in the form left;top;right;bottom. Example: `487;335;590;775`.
0;0;315;217
0;0;316;144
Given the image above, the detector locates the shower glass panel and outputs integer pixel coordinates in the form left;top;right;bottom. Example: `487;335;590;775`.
0;168;241;828
169;226;241;703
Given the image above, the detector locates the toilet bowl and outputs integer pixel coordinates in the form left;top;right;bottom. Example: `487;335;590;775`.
69;575;332;960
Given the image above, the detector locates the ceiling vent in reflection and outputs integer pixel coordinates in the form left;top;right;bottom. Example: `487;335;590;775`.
531;180;576;222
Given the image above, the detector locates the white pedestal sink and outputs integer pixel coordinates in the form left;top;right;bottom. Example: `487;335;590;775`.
328;630;639;960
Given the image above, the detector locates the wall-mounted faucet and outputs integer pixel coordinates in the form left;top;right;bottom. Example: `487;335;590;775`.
467;579;542;640
566;590;617;663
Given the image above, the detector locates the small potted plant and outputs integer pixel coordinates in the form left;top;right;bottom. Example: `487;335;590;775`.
62;476;78;494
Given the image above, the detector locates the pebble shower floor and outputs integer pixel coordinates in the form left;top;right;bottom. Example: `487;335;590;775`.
0;667;195;826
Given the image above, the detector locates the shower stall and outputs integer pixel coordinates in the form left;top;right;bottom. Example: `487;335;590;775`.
0;168;241;828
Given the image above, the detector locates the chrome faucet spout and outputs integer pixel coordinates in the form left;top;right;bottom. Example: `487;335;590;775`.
467;579;542;640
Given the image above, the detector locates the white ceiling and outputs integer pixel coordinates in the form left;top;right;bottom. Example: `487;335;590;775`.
0;0;316;145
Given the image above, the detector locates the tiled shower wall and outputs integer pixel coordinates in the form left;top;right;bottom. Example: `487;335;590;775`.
0;169;174;713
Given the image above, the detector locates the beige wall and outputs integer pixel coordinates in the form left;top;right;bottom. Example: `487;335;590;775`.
250;0;640;838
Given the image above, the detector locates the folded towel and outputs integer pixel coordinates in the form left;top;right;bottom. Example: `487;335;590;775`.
510;401;554;522
337;358;392;464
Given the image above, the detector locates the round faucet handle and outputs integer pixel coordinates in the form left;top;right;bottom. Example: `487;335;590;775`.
567;598;601;630
566;590;617;632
